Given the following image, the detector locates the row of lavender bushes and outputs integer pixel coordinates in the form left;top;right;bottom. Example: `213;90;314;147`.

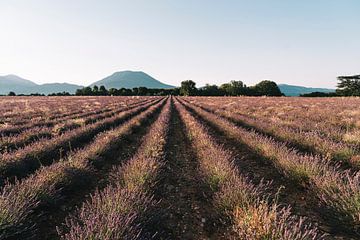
58;98;171;239
0;98;161;185
180;98;360;234
185;96;358;142
0;98;153;153
0;97;151;136
175;98;324;240
186;98;358;168
0;98;166;239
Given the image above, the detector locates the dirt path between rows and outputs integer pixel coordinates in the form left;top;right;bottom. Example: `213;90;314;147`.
145;103;224;240
181;101;358;240
35;103;165;239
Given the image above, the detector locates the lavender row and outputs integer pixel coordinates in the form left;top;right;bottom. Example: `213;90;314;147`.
0;98;162;185
180;97;360;234
0;97;153;137
174;98;323;239
185;98;358;168
0;98;154;153
0;97;120;128
59;97;171;239
188;96;360;138
0;98;167;239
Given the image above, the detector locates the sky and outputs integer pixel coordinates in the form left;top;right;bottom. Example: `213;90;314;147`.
0;0;359;88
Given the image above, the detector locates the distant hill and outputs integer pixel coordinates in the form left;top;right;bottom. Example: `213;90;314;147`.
0;75;82;95
278;84;335;96
1;73;336;96
90;71;175;89
33;83;83;95
0;75;37;94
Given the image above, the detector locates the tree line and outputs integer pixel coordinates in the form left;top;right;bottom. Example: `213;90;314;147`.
74;80;283;97
6;74;360;97
179;80;283;96
4;79;284;97
301;74;360;97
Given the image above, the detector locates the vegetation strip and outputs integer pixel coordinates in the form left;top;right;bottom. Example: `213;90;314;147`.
0;97;152;137
0;98;161;184
0;98;166;239
185;98;358;168
146;100;220;239
179;97;360;235
0;98;119;136
58;98;171;239
0;98;154;153
174;97;323;239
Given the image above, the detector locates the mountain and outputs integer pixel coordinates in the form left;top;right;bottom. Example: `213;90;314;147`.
1;73;336;96
0;75;38;94
0;71;174;95
90;71;175;89
33;83;83;95
0;75;82;95
278;84;335;96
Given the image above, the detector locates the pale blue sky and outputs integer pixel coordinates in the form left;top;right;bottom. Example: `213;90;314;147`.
0;0;359;88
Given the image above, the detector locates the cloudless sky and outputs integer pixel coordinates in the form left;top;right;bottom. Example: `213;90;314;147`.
0;0;359;88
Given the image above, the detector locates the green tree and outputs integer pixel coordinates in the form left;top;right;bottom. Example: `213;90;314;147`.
180;80;197;96
99;85;108;95
336;75;360;96
76;87;92;96
219;80;248;96
108;88;118;96
8;91;16;96
138;87;148;95
200;84;222;96
92;85;99;95
252;80;283;96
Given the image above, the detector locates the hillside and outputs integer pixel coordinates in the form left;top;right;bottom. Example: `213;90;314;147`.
90;71;175;89
0;75;82;95
278;84;335;96
34;83;83;95
0;75;38;94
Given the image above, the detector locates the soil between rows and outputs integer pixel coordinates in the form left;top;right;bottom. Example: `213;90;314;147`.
143;102;226;240
180;100;358;240
33;101;166;239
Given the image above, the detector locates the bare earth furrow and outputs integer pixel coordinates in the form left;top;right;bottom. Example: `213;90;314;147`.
0;98;167;239
145;98;221;240
174;97;324;239
58;97;172;240
178;97;360;238
185;98;358;170
0;98;161;185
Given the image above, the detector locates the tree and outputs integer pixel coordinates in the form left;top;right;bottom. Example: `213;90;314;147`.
8;91;16;96
199;84;222;96
108;88;118;96
75;87;93;96
180;80;197;96
220;80;247;96
336;75;360;96
300;91;338;97
92;85;99;95
230;80;247;95
252;80;283;96
99;85;108;96
138;87;148;95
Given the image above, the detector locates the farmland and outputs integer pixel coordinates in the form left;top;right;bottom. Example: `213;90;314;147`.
0;96;360;239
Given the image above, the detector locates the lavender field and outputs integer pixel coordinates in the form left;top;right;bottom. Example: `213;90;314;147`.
1;96;360;239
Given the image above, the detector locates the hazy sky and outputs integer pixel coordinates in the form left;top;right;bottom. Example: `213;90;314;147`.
0;0;359;88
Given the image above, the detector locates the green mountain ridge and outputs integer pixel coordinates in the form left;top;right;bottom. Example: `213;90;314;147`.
278;84;335;96
90;71;175;89
0;75;82;95
0;71;175;95
1;72;336;96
